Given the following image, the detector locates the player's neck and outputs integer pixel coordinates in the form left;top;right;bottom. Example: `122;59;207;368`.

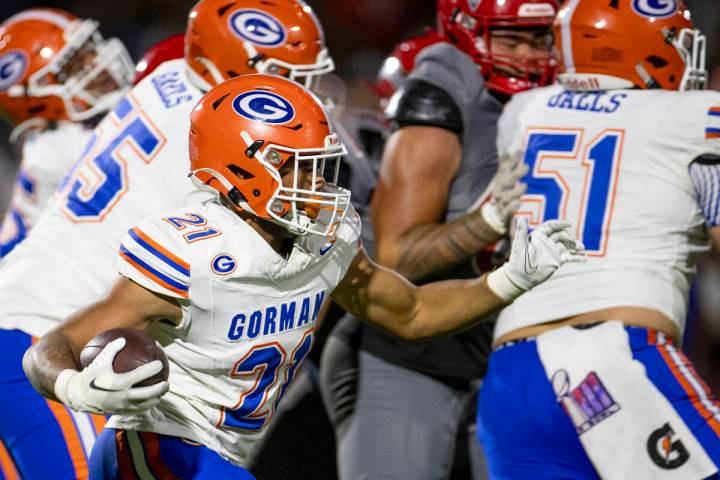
240;211;295;258
220;196;295;258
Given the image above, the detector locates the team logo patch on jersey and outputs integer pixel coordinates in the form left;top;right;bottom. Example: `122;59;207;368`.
646;423;690;470
228;9;287;47
631;0;677;19
232;91;295;125
212;253;237;276
552;369;620;435
0;50;28;92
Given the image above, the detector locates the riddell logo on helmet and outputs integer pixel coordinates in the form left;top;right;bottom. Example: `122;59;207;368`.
228;9;287;47
0;50;28;92
232;90;295;124
558;76;601;91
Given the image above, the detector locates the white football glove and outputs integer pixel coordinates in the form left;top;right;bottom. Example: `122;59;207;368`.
54;337;169;415
487;218;586;302
481;151;529;235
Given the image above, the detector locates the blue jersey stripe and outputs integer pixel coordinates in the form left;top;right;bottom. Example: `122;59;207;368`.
119;245;188;292
706;128;720;134
127;229;190;277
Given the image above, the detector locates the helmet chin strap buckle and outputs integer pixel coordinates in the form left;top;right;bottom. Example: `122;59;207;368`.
245;139;265;158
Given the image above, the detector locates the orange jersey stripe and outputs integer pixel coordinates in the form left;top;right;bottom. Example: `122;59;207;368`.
45;400;89;480
0;438;19;480
709;107;720;114
132;227;189;271
657;343;720;438
706;132;720;139
91;414;107;436
120;251;189;298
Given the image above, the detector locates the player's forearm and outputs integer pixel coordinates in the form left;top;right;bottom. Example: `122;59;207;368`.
22;331;80;401
387;211;501;282
364;274;505;341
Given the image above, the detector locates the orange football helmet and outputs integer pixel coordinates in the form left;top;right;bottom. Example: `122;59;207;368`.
189;74;350;237
0;8;134;126
185;0;333;91
554;0;706;91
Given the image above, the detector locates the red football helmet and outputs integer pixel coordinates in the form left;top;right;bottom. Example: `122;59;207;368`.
554;0;706;91
189;75;350;237
373;28;443;100
133;33;185;86
437;0;559;95
185;0;333;92
0;8;134;126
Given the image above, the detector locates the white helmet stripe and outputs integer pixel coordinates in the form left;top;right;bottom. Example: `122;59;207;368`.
558;0;581;74
3;9;72;29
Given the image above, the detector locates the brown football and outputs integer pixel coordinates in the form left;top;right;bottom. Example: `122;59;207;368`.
79;328;169;387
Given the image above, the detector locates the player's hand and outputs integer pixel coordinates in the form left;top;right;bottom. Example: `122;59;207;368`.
487;218;586;302
54;338;169;414
481;151;529;235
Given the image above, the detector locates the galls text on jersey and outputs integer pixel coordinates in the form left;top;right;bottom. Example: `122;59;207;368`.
151;70;194;109
227;290;326;341
547;91;628;114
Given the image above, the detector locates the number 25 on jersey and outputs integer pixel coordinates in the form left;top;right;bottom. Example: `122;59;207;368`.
517;128;624;256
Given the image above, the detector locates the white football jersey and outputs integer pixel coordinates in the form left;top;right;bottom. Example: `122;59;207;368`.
494;86;720;341
107;199;362;466
0;122;92;256
0;59;206;337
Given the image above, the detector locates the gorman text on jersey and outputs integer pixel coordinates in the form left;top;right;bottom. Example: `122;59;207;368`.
227;290;326;341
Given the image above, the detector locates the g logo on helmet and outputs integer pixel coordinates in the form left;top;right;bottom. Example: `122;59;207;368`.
211;253;237;276
232;90;295;125
228;9;287;47
632;0;677;19
0;50;28;92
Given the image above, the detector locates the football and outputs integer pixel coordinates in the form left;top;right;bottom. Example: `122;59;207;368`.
79;328;169;387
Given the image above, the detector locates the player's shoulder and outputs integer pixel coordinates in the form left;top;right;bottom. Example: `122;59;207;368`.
335;204;362;246
409;42;485;101
130;58;201;113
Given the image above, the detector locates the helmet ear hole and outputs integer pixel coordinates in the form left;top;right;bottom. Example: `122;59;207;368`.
228;164;255;180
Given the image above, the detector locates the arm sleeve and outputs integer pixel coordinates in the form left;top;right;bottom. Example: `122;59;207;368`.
387;79;463;134
689;154;720;227
118;217;191;299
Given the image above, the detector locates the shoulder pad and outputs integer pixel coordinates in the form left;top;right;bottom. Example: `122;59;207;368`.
387;79;463;135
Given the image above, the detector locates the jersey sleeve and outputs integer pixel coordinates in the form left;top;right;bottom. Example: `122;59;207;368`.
118;216;191;299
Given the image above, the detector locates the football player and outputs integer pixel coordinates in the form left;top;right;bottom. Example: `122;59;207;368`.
320;1;560;478
0;1;331;478
23;74;584;478
477;1;720;478
0;8;134;258
132;33;184;86
0;8;133;479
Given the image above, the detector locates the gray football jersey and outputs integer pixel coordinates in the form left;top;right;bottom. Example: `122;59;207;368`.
361;42;502;380
409;42;502;225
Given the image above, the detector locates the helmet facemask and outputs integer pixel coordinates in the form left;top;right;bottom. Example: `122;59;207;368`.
670;27;707;91
8;19;134;121
242;41;335;89
192;130;350;237
449;8;557;95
